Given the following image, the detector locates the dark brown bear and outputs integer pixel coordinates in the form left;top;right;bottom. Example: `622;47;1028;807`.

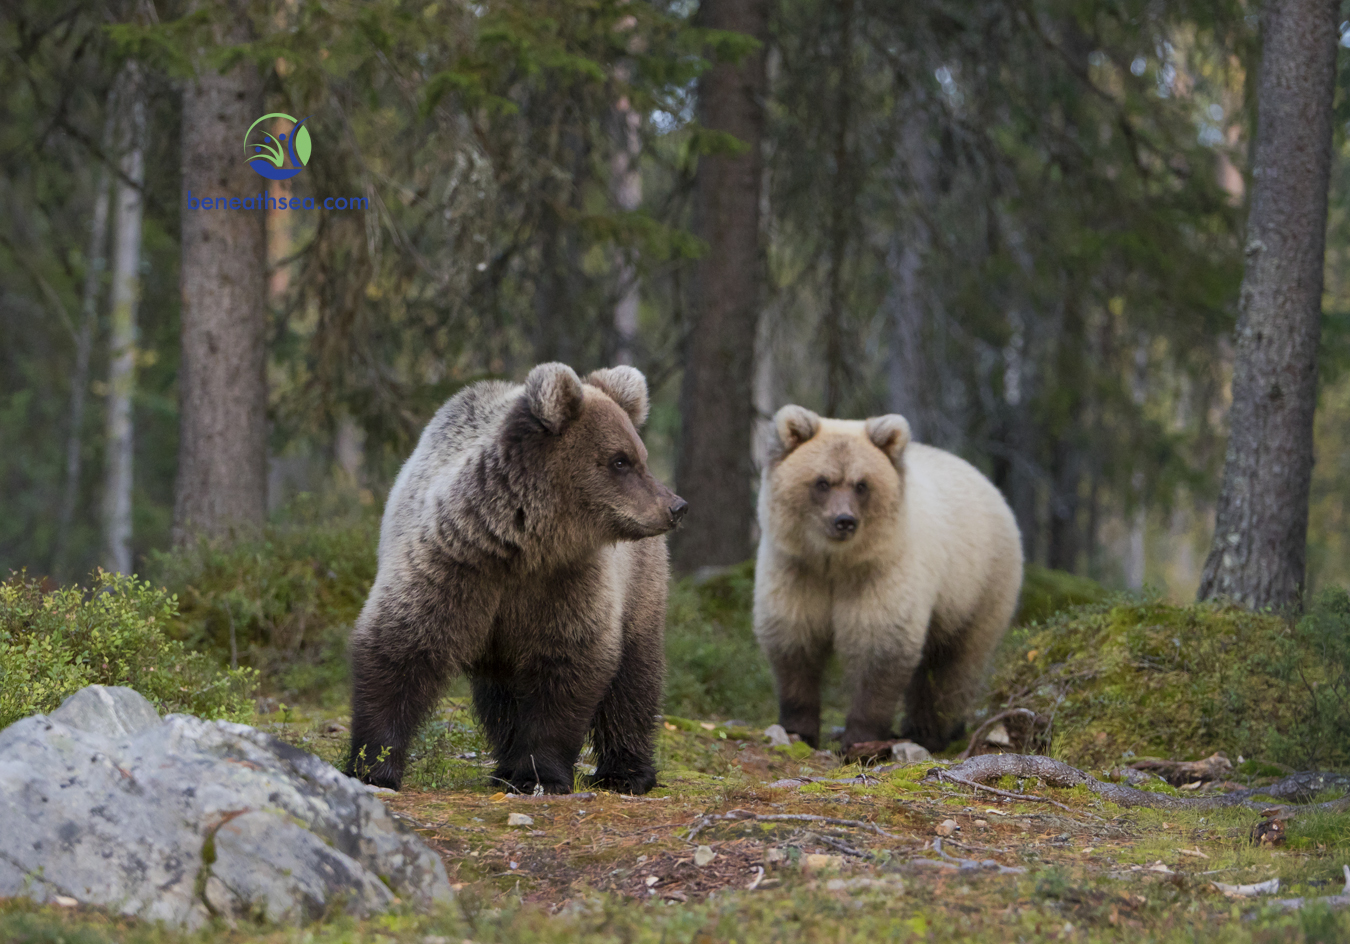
345;363;686;795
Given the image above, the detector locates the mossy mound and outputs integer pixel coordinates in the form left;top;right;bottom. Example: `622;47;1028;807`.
988;590;1350;771
1016;564;1110;626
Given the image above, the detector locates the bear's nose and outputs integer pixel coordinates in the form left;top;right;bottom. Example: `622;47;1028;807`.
831;514;857;536
669;498;689;524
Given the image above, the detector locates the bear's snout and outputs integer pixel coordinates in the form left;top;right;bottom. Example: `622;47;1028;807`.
830;513;858;539
669;497;689;526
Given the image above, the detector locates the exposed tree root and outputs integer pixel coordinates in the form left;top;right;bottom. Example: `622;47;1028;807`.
907;837;1026;874
927;754;1350;817
1267;865;1350;911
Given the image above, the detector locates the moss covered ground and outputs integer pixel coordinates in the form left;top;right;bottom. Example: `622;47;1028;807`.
7;699;1350;943
7;523;1350;942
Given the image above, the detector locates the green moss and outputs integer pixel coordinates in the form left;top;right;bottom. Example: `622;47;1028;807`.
1015;565;1110;626
987;591;1350;770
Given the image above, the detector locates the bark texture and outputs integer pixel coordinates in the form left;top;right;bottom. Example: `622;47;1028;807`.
1197;0;1337;610
173;6;268;545
672;0;768;573
53;108;114;579
103;65;146;575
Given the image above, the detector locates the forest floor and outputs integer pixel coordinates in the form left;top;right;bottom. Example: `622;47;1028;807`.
6;701;1350;944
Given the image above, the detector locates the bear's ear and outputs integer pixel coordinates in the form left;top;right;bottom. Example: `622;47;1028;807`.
584;366;649;427
772;405;821;458
525;362;584;434
865;414;911;462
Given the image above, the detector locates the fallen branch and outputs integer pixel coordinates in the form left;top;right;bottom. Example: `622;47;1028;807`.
1230;866;1350;912
907;838;1026;875
932;767;1103;821
928;754;1350;816
686;808;899;843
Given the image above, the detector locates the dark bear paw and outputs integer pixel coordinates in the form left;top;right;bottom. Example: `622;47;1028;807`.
587;765;657;796
492;767;574;795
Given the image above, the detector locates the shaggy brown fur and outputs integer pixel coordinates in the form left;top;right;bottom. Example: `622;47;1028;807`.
346;364;686;794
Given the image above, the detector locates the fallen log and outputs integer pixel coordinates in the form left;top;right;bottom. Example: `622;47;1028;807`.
927;754;1350;816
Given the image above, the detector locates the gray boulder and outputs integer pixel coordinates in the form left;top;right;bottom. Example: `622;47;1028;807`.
0;685;452;927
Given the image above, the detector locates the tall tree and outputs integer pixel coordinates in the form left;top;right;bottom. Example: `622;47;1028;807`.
671;0;768;573
1198;0;1338;610
52;104;115;579
172;4;268;544
103;63;146;574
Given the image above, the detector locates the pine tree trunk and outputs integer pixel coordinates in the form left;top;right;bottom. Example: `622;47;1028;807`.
103;65;146;575
173;5;268;545
52;105;115;580
1197;0;1337;610
610;64;642;367
884;95;934;443
671;0;768;573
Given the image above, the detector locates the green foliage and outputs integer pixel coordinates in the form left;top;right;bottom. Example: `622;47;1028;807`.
148;500;379;704
1016;565;1112;626
0;571;256;730
990;591;1350;770
662;561;777;723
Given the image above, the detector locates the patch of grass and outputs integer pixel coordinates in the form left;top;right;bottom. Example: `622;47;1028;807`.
0;571;257;729
989;591;1350;770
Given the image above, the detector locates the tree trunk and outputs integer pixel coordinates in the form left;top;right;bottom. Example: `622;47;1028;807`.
821;0;855;417
610;64;642;367
52;105;115;580
1197;0;1337;610
884;92;935;443
103;64;146;575
671;0;768;573
173;5;268;545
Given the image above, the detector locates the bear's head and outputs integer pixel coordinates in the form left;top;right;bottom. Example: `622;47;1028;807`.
519;362;687;543
763;405;910;556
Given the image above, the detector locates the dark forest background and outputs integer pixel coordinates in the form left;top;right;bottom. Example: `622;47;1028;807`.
3;0;1350;605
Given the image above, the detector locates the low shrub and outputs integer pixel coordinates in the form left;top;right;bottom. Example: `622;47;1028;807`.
988;589;1350;771
0;571;257;729
148;496;379;704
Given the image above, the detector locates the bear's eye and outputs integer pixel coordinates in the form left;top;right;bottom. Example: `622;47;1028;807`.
854;481;868;496
610;454;631;473
814;477;830;493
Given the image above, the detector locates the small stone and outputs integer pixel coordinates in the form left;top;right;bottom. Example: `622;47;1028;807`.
52;895;79;907
935;819;960;837
644;875;659;887
973;819;988;827
763;724;791;747
766;848;786;864
801;853;842;873
694;845;716;867
889;740;932;764
984;722;1013;747
507;813;534;827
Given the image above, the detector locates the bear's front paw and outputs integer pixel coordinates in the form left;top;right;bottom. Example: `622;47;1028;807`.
587;765;657;796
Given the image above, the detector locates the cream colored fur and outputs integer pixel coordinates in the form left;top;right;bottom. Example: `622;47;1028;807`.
754;410;1023;751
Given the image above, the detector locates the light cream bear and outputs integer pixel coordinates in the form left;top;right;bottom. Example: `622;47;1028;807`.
753;406;1023;753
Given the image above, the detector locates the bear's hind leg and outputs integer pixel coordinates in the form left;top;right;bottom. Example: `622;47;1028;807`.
472;670;597;795
839;644;921;750
902;612;1006;753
